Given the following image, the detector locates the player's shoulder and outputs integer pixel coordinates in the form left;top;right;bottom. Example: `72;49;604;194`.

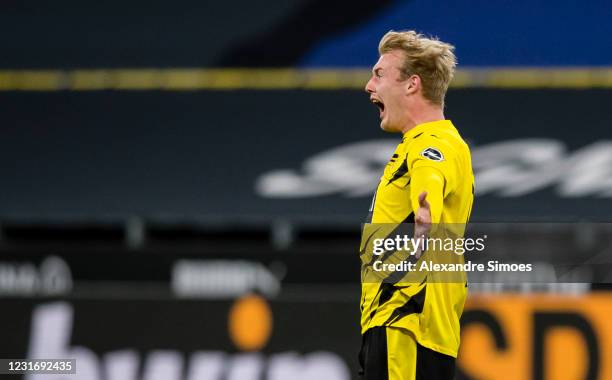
407;125;470;161
405;130;455;162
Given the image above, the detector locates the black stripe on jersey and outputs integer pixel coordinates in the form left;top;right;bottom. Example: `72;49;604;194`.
366;213;414;267
369;283;405;321
382;283;427;326
363;212;417;325
413;132;423;139
378;283;400;308
368;278;426;324
375;275;425;312
386;159;408;186
392;154;399;158
360;225;383;258
405;212;415;223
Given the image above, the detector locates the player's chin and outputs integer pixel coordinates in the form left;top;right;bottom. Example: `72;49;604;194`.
379;120;394;133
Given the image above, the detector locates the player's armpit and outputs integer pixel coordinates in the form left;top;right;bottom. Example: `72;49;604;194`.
410;166;445;224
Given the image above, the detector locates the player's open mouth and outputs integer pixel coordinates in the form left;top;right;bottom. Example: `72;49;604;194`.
371;99;385;118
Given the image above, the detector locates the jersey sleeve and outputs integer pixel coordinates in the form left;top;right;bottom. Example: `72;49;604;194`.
407;135;458;223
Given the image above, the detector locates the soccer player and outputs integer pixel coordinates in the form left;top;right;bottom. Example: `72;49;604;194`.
359;31;475;380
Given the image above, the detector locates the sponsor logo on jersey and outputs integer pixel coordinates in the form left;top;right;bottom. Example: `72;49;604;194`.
421;147;444;162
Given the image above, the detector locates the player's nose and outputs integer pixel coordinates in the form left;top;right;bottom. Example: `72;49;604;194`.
365;77;375;94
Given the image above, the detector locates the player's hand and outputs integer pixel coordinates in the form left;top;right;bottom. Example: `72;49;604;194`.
414;191;432;258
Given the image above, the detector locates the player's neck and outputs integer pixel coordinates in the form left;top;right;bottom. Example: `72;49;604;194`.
399;106;445;134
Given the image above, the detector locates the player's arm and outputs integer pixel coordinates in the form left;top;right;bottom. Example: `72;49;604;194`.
410;166;445;224
407;141;456;257
410;167;445;258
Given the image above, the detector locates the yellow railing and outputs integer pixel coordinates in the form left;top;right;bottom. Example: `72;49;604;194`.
1;68;611;91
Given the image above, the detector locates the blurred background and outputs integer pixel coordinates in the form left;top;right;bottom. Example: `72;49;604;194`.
1;1;611;379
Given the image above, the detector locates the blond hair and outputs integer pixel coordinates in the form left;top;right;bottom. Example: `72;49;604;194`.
379;30;456;106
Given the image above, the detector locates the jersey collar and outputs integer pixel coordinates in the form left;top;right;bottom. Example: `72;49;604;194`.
402;119;455;140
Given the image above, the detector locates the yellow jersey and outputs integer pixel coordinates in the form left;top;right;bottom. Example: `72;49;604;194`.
360;119;474;357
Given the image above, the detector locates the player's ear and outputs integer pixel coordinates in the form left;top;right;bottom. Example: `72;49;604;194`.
405;74;420;95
